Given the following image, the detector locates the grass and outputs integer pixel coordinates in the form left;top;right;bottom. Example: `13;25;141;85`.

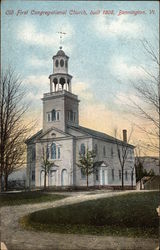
22;191;159;238
0;191;66;207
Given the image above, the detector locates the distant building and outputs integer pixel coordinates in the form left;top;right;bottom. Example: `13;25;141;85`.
136;156;159;175
8;167;26;189
26;47;136;189
137;176;160;190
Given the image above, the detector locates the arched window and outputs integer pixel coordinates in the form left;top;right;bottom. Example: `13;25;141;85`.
55;60;59;67
51;143;56;159
46;146;49;159
65;60;68;68
81;169;86;179
60;59;64;67
53;78;58;84
112;169;114;181
95;169;99;181
51;109;56;121
80;143;85;156
58;147;60;159
119;170;122;180
125;170;128;180
60;77;65;89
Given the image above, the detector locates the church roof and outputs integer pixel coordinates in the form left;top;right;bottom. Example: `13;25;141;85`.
52;47;69;59
25;125;134;148
93;161;105;168
68;125;134;148
56;49;66;56
25;129;43;144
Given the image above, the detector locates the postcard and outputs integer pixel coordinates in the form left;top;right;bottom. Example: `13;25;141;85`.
1;0;159;249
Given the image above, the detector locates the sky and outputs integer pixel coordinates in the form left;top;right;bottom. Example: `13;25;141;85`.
1;0;159;155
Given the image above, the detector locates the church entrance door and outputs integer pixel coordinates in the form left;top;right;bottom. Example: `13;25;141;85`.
61;169;68;186
40;171;45;187
102;170;105;185
50;170;57;186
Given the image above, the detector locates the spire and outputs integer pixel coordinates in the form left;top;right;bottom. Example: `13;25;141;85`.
57;31;66;49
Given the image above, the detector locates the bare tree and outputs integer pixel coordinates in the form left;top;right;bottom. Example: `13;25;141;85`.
0;68;32;191
114;129;134;190
130;38;159;156
41;143;53;189
77;148;95;187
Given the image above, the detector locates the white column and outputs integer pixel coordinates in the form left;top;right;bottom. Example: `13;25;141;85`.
105;169;108;185
69;82;72;92
65;78;68;91
99;168;102;185
50;79;53;93
58;78;60;91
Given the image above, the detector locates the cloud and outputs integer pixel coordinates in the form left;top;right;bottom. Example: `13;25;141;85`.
16;21;74;51
24;75;49;90
93;15;144;38
72;81;94;101
79;101;133;136
26;91;42;101
29;56;50;68
115;91;140;106
110;56;146;81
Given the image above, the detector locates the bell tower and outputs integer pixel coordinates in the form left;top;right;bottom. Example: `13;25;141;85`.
42;47;79;132
49;46;72;93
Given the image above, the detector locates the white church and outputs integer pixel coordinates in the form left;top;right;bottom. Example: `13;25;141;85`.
26;47;136;189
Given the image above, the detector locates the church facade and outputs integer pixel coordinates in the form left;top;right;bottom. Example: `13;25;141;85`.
26;47;136;189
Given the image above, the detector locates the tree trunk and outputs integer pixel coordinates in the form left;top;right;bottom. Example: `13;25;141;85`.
140;179;142;190
4;174;8;191
0;172;2;192
44;171;47;189
87;171;88;187
121;168;124;190
131;171;133;190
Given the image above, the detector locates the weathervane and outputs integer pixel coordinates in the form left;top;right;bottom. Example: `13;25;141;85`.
57;31;66;49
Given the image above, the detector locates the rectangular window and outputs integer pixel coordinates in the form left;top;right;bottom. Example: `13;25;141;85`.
32;170;35;181
67;111;70;121
119;170;122;180
47;113;51;122
73;112;76;122
57;111;59;120
81;169;86;179
70;111;73;121
103;146;106;157
112;169;114;181
125;170;128;181
58;147;60;159
111;147;113;157
95;169;99;181
94;144;98;154
131;171;134;181
51;110;56;121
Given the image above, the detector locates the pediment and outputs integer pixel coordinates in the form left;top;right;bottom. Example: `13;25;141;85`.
38;127;71;140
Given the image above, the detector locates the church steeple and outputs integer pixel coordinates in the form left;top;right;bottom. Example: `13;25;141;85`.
49;47;72;93
42;48;79;132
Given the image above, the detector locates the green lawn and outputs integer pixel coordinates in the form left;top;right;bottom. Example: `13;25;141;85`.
22;191;159;238
0;191;66;207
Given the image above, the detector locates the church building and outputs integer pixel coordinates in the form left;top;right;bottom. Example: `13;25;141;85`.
26;47;136;189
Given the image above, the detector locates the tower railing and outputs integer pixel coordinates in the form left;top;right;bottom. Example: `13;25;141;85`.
43;90;78;99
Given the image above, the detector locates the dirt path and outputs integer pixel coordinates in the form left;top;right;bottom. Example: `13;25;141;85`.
0;190;158;250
